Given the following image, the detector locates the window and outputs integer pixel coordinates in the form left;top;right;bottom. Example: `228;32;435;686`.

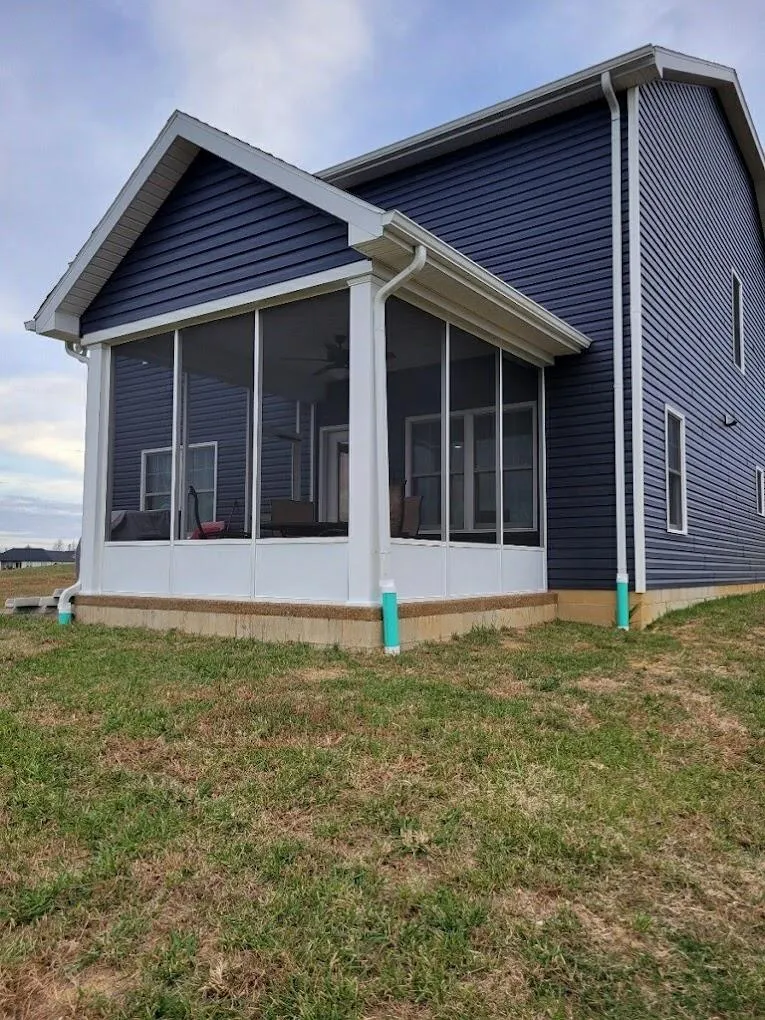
732;271;744;372
141;449;172;511
757;467;765;517
665;407;687;533
503;406;536;530
141;443;217;530
409;419;442;531
407;403;537;535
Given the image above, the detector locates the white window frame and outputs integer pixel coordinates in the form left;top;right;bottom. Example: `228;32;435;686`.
141;442;217;520
665;405;687;535
756;466;765;518
405;401;538;535
732;270;745;374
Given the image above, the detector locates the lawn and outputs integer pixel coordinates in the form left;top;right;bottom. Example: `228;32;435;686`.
0;587;763;1019
0;565;75;603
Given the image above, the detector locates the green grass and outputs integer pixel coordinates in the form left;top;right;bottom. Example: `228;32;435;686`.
1;593;764;1018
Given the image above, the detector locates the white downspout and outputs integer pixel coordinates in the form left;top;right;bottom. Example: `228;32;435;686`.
373;244;427;653
602;71;630;630
60;340;89;622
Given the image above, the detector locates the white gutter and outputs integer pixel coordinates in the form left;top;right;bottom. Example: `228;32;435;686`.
373;245;427;653
64;340;89;365
602;71;630;629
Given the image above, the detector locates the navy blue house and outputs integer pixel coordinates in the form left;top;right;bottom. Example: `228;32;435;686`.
27;45;765;645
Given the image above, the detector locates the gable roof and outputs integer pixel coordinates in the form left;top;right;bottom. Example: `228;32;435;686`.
321;45;765;238
25;111;592;364
27;111;386;342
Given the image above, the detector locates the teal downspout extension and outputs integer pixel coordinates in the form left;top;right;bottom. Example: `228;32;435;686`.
616;573;630;630
381;580;400;655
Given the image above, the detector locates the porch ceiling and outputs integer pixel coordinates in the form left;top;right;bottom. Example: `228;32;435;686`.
352;212;591;367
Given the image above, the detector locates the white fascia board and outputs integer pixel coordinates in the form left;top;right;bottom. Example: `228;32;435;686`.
79;261;373;346
380;211;592;355
32;111;188;331
321;45;659;186
30;111;385;340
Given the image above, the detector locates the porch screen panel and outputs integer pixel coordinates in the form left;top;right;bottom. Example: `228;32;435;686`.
107;333;174;542
178;314;254;539
387;298;445;541
258;291;350;536
449;328;498;543
502;352;541;545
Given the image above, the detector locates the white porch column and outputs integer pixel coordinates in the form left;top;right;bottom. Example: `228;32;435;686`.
78;343;110;593
347;275;382;604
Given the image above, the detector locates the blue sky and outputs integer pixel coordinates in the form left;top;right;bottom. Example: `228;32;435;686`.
2;0;764;548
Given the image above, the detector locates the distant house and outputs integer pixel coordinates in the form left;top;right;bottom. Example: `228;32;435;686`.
0;547;76;570
24;44;765;646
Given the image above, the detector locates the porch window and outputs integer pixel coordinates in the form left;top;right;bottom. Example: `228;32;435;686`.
259;290;349;536
178;314;254;539
107;333;174;542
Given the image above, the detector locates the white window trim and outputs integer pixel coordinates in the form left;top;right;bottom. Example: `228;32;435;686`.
141;442;217;519
756;466;765;518
665;404;688;535
405;401;538;535
732;269;745;375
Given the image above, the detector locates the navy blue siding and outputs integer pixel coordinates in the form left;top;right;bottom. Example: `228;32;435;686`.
353;103;616;588
82;150;362;333
640;81;765;588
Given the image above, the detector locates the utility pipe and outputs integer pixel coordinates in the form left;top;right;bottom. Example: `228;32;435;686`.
60;342;89;623
58;579;81;625
602;71;630;629
373;244;427;653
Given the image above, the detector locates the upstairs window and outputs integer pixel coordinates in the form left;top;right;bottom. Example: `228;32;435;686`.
757;467;765;517
732;271;744;372
665;406;687;534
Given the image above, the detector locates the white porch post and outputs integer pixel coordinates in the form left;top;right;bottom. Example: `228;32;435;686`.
78;343;110;593
347;275;382;604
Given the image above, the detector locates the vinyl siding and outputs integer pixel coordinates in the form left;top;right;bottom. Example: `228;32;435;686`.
640;81;765;587
81;150;362;333
353;102;616;588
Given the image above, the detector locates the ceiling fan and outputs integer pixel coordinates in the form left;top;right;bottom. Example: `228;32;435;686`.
280;335;395;377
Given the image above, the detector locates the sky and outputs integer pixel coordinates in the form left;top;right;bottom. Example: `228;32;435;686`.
2;0;764;549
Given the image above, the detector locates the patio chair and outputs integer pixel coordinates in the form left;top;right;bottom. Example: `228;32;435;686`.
400;496;422;538
389;482;404;537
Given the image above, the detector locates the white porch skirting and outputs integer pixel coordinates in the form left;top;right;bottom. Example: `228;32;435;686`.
98;539;545;604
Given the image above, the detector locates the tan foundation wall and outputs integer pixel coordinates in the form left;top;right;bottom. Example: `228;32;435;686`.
74;583;765;647
555;582;765;628
76;593;557;650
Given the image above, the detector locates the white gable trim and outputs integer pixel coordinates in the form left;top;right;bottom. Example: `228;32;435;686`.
28;111;385;341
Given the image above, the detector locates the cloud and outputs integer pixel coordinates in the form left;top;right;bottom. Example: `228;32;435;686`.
146;0;377;167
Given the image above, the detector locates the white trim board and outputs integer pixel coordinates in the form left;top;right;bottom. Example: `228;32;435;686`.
80;262;373;346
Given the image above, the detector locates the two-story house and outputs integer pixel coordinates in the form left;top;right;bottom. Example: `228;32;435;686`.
27;45;765;649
